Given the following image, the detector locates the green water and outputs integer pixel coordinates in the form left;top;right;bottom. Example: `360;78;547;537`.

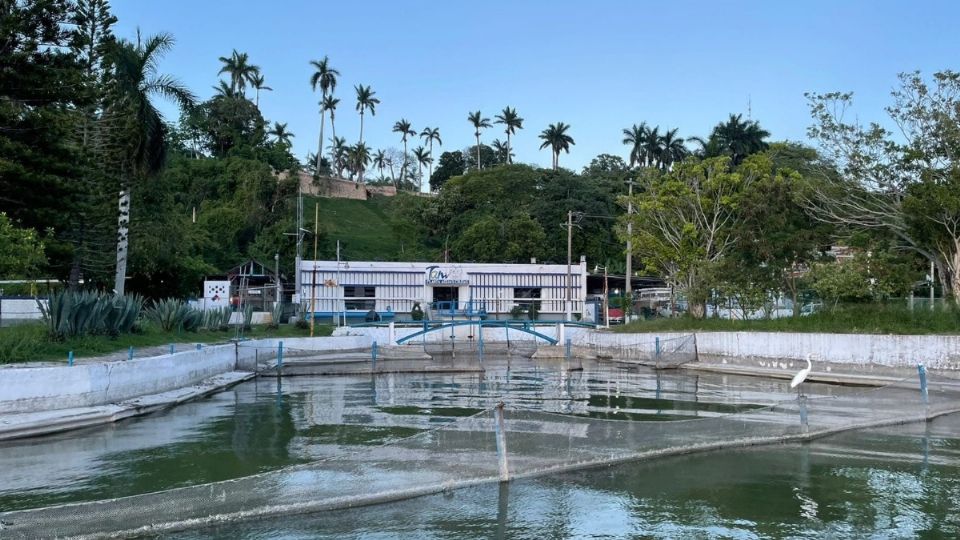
1;358;956;538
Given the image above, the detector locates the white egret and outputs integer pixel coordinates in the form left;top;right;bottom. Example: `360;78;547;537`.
791;354;813;396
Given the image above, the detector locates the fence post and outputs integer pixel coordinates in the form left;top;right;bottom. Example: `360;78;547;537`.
169;343;175;355
565;338;571;361
494;402;510;482
68;350;74;367
798;395;809;434
127;346;133;361
277;341;284;371
196;343;202;351
918;363;929;405
388;321;396;345
372;340;378;370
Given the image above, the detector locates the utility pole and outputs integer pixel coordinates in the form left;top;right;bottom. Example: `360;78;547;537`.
625;177;636;322
566;210;573;322
336;240;342;327
295;185;303;315
310;203;319;337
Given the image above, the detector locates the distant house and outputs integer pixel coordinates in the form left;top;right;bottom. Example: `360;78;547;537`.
202;259;287;312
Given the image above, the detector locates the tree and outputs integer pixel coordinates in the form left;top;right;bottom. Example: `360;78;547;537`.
464;144;498;170
392;118;415;183
188;92;265;156
309;56;339;173
217;49;259;96
491;139;513;164
412;146;432;192
322;95;340;142
102;32;196;295
430;151;465;191
538;122;574;170
659;128;688;169
419;126;442;182
354;84;379;144
805;71;960;300
250;72;271;108
622;123;649;168
348;142;371;182
372;149;388;180
703;113;770;165
328;136;347;177
467;110;491;170
267;122;294;146
0;213;47;279
494;106;523;164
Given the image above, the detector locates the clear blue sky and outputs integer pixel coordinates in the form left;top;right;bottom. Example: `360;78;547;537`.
114;0;960;171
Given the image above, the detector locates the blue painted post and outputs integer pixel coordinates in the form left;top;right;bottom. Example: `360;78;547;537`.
68;350;74;367
127;346;133;361
918;363;929;404
169;343;175;355
277;341;284;370
798;395;809;434
196;343;202;351
565;338;572;360
372;340;378;370
478;321;484;362
494;402;510;482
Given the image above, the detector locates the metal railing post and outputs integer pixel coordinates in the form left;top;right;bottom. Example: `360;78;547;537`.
918;363;929;405
565;338;571;361
169;343;175;355
127;346;133;361
494;402;510;482
68;350;74;367
372;340;378;370
798;395;809;434
278;341;284;371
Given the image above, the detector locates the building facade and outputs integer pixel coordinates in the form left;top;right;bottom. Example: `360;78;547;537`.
298;260;588;321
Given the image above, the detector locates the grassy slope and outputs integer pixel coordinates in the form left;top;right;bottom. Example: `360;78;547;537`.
0;323;334;364
310;196;402;261
615;304;960;335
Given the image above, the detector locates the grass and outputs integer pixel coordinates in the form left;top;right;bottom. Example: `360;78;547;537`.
615;303;960;335
0;323;333;364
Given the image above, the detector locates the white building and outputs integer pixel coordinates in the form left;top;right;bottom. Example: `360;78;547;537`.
298;259;588;322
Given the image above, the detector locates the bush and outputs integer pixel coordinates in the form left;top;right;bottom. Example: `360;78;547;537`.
202;306;232;331
39;290;144;340
267;302;283;329
295;317;309;330
510;305;527;319
410;302;424;321
146;298;203;332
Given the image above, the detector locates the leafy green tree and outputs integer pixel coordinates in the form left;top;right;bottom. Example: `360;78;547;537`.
430;151;465;191
354;84;379;144
0;214;47;279
452;214;547;263
701;113;770;165
464;144;499;170
494;106;523;164
189;92;266;156
538;122;574;170
467;110;491;170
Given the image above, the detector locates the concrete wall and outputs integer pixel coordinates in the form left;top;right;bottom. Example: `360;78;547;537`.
0;298;45;324
333;324;591;345
1;345;237;413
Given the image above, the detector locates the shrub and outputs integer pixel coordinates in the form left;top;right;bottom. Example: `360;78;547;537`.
410;302;424;321
510;304;527;319
39;290;144;340
267;302;283;329
147;298;203;332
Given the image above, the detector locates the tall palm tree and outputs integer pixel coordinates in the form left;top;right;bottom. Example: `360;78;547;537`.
106;32;196;295
348;142;371;182
322;95;340;141
658;127;687;169
268;122;294;146
494;106;523;164
419;127;442;183
621;122;649;168
354;84;380;144
328;136;348;177
217;49;259;96
467;110;492;169
212;80;236;99
250;73;271;108
642;125;662;168
309;56;340;173
392;119;415;183
373;149;387;179
491;139;513;164
412;145;432;192
708;113;770;165
538;122;574;170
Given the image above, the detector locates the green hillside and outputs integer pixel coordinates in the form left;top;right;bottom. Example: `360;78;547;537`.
306;194;438;262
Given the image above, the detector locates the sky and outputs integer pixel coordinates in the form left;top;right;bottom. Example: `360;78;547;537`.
113;0;960;172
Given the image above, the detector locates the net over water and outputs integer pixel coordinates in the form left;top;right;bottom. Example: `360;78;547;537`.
1;354;958;539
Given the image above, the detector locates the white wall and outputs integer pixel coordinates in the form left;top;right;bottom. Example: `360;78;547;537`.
0;298;46;322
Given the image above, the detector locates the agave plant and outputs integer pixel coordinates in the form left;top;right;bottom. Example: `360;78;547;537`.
147;298;203;332
38;291;144;340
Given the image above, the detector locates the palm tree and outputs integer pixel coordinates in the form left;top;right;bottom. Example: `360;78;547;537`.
322;95;340;141
708;113;770;165
491;139;513;164
621;122;649;168
372;149;387;179
348;142;371;182
328;136;347;177
105;32;196;295
217;49;259;96
268;122;294;146
658;128;687;169
643;125;662;168
354;84;380;144
538;122;574;170
494;106;523;164
212;80;237;99
419;127;442;183
392;119;415;183
250;73;271;108
309;56;340;173
467;110;492;169
412;145;432;192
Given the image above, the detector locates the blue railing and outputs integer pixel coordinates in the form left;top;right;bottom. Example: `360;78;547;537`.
395;319;562;345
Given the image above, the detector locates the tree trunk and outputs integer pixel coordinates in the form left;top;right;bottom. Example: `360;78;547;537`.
113;186;131;296
316;101;326;173
402;140;408;184
428;141;434;186
476;134;481;170
359;110;364;144
506;132;511;164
